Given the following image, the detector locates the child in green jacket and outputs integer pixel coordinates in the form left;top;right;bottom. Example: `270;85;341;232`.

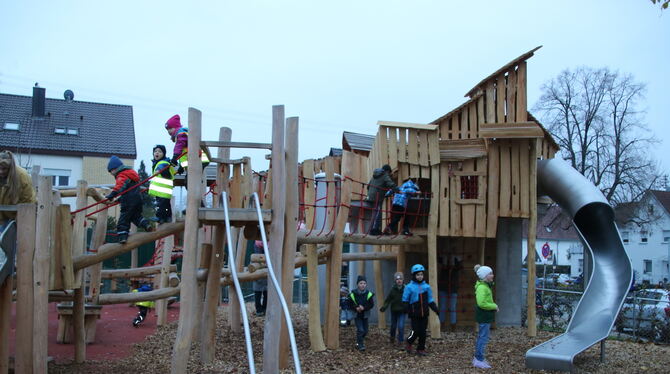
473;264;498;369
380;272;406;344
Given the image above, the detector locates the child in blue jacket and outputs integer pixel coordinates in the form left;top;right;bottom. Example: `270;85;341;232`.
402;264;439;356
384;178;420;236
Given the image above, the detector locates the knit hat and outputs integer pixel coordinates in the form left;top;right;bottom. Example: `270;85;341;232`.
107;155;123;172
382;164;392;173
357;275;367;284
165;114;182;130
0;151;12;168
394;272;404;280
153;144;167;157
474;264;493;280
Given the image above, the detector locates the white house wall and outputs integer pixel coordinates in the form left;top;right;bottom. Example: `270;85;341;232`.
522;238;584;277
618;196;670;285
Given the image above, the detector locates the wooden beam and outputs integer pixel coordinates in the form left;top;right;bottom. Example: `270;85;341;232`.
171;107;204;374
263;105;286;374
325;151;354;349
0;276;12;374
71;181;87;364
201;127;231;363
156;199;176;326
15;204;35;373
73;222;185;270
88;206;108;304
33;176;52;373
198;207;271;225
209;157;246;165
279;117;299;369
98;286;180;305
201;140;272;150
527;140;538;337
427;165;440;338
376;120;438;131
297;230;425;245
100;264;177;279
478;122;544;139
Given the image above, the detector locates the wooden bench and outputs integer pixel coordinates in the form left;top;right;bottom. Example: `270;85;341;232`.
56;303;102;344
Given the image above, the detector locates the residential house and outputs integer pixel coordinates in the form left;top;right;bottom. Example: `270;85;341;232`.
522;205;585;277
0;86;136;205
616;190;670;285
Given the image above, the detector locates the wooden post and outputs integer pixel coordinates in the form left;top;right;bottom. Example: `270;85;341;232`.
263;105;286;374
201;127;231;363
33;176;53;373
156;195;176;326
279;117;299;369
373;245;386;329
326;151;354;349
72;180;88;363
479;238;486;267
323;157;335;342
229;227;246;332
527;139;538;337
428;165;441;338
88;207;108;304
15;203;36;373
171;108;204;374
302;160;326;352
397;245;407;273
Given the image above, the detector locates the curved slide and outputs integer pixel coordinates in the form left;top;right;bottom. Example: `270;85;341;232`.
525;159;632;372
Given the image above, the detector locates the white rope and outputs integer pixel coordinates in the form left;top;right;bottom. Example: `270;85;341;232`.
221;191;256;374
252;192;302;374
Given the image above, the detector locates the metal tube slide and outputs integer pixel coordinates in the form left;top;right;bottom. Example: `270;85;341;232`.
525;158;632;372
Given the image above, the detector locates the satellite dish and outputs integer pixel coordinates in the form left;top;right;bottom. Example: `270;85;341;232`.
64;89;74;102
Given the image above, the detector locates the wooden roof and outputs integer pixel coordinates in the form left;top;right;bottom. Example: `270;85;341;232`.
464;46;542;98
342;131;375;152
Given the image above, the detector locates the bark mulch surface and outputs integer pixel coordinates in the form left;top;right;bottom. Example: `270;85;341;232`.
49;304;670;373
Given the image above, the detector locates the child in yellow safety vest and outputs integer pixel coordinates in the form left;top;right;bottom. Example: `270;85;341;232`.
148;145;175;224
164;114;210;175
132;283;155;327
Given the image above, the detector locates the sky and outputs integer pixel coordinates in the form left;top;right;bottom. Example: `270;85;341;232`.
1;1;669;176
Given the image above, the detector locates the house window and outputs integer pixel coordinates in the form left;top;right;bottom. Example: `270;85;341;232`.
621;231;629;244
43;168;71;187
640;230;648;243
67;128;79;135
460;175;479;199
55;127;67;134
54;127;78;135
578;259;583;273
3;122;19;131
663;230;670;243
643;260;652;274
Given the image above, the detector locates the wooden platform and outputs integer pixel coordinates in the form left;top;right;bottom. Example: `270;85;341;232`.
56;303;102;344
198;207;272;226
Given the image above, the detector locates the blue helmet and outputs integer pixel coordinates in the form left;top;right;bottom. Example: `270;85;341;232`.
411;264;425;274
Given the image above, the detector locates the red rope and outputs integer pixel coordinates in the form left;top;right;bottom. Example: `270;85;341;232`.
71;151;187;216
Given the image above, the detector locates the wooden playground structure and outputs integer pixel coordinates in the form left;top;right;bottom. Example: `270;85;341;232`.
0;46;559;373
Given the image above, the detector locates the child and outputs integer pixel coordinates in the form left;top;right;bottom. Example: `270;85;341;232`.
384;177;420;236
380;272;406;345
252;240;268;316
403;264;439;356
131;282;155;327
164;114;210;174
339;286;354;326
349;275;374;351
473;264;498;369
148;145;175;224
105;155;153;244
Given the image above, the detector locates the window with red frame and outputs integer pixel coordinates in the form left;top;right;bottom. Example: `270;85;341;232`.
460;175;479;199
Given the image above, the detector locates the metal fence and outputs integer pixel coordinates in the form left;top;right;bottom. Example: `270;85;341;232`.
522;285;670;343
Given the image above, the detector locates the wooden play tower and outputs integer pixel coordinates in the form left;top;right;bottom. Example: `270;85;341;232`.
0;46;557;373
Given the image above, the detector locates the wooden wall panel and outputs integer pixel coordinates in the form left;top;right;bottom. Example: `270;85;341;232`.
418;131;429;166
460;111;468;140
379;127;389;166
428;132;440;166
388;127;398;170
496;75;506;124
449;164;461;237
475;157;488;237
398;128;407;162
468;103;477;139
460;159;476;237
507;68;517;123
517;61;528;122
511;140;521;216
498;140;511;217
408;129;419;165
439;163;450;236
486;81;496;124
519;139;530;218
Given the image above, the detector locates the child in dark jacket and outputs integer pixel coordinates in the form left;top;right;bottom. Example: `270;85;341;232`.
105;156;152;244
349;275;374;351
473;264;498;369
380;272;406;344
339;286;355;326
402;264;439;356
148;145;175;224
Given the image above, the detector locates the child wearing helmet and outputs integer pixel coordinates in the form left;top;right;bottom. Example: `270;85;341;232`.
472;264;498;369
402;264;439;356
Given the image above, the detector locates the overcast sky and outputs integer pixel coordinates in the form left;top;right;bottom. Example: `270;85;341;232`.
1;1;668;176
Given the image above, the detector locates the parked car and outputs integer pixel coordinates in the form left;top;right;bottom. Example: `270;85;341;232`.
537;273;572;287
617;288;670;340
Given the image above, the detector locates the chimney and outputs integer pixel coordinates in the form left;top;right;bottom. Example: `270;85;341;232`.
32;84;46;118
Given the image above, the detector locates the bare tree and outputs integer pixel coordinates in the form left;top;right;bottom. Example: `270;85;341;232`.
534;67;662;205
